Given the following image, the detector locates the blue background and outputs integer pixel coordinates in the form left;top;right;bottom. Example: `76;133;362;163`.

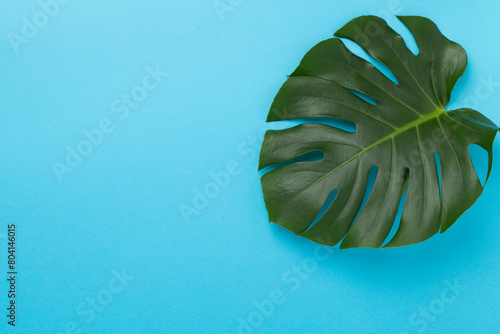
1;0;499;333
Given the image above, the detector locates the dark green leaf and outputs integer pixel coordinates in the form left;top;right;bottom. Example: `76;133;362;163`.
259;15;498;248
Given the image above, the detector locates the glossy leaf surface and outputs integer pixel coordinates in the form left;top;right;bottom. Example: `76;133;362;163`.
259;16;498;248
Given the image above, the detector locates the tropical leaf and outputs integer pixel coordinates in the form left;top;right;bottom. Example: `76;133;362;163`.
258;15;499;248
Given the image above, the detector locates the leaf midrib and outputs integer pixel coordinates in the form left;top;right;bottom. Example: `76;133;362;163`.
303;108;447;191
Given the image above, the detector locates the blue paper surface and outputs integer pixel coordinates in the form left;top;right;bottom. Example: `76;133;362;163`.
0;0;499;333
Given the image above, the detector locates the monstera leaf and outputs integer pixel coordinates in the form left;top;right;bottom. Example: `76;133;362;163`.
258;15;499;248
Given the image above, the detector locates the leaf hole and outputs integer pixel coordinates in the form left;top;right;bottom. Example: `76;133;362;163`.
276;117;356;133
338;38;399;85
391;17;420;56
434;152;442;202
468;144;489;186
346;88;376;106
303;189;339;233
381;169;409;247
258;150;325;176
